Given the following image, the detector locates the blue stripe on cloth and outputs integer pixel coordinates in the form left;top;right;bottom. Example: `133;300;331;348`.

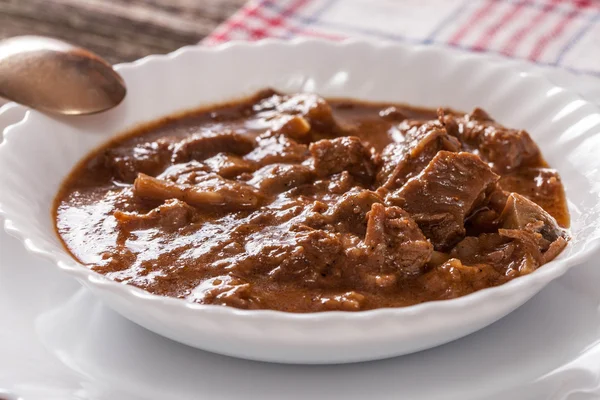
553;10;600;66
281;0;339;39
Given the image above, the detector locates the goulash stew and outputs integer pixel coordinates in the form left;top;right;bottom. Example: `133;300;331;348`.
55;90;569;312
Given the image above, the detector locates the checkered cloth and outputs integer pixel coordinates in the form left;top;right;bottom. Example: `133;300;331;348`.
205;0;600;77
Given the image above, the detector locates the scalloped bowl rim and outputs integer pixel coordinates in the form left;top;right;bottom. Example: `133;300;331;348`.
1;38;599;323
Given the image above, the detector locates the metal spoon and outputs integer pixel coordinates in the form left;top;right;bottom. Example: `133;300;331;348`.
0;35;126;115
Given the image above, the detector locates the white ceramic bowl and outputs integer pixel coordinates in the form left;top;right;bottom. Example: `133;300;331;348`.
1;40;600;364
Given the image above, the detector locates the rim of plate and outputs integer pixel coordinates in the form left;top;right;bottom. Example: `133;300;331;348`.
1;38;600;320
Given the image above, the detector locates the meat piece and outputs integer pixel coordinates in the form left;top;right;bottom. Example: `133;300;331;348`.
358;203;433;278
542;236;568;263
309;136;377;182
133;173;263;210
442;109;540;173
464;186;509;235
103;139;172;183
269;115;312;140
189;275;263;309
171;131;255;163
496;194;568;266
478;128;540;173
450;233;530;273
253;92;337;133
377;121;461;190
159;161;210;184
421;258;503;299
203;154;256;179
244;134;309;166
323;171;356;195
268;227;345;287
499;167;568;226
114;199;195;230
499;193;565;244
314;291;366;311
389;151;499;251
379;106;407;121
248;164;315;194
321;189;383;234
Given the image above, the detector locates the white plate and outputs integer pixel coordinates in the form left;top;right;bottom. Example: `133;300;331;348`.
2;51;600;399
1;212;600;400
1;40;600;364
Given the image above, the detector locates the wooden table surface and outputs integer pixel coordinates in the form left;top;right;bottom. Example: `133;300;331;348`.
0;0;247;64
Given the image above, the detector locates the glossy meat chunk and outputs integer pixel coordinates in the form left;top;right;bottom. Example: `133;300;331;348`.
389;151;499;250
133;173;263;210
499;193;564;242
103;139;172;182
310;136;377;182
253;92;338;135
421;258;503;299
360;203;433;278
244;134;309;165
114;198;196;231
377;121;461;190
440;108;541;173
171;131;255;163
248;164;314;194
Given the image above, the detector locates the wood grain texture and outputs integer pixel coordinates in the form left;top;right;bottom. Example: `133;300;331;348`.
0;0;247;64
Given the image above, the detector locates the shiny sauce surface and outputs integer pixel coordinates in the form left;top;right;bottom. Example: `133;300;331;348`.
55;90;569;312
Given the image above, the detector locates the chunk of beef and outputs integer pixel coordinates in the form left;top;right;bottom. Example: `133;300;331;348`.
314;291;366;311
441;108;540;173
133;173;263;210
498;167;568;227
171;131;255;163
203;153;256;179
159;161;210;185
253;92;337;133
450;233;535;274
498;193;568;263
421;258;503;299
377;121;461;190
310;136;377;182
379;106;408;122
499;193;565;243
114;198;195;231
267;226;345;287
189;275;263;309
453;193;568;275
358;203;433;279
464;185;509;235
244;134;309;166
248;164;315;194
103;139;172;183
478;128;540;173
320;189;383;235
271;115;312;140
389;151;499;251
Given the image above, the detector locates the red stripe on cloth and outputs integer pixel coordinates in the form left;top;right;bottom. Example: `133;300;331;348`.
207;1;267;43
500;0;561;56
207;0;343;44
471;0;528;51
528;0;591;61
448;0;499;46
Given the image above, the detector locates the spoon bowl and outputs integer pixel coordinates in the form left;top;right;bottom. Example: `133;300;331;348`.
0;36;126;115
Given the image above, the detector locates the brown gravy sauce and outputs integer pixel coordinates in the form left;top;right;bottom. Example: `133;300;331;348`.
54;90;569;312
